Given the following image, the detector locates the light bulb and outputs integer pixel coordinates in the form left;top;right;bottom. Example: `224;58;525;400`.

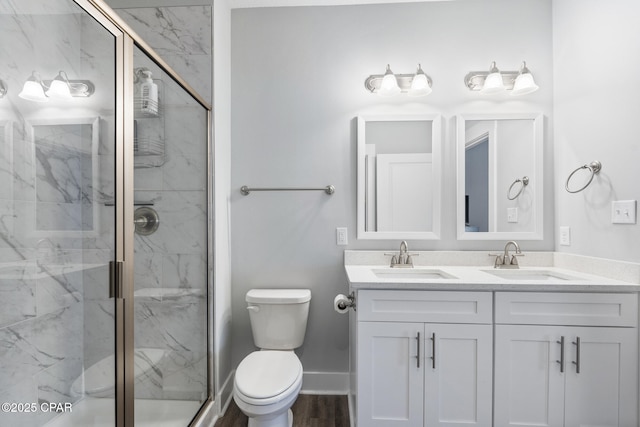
18;73;48;102
46;71;72;100
511;62;539;96
481;62;505;94
408;64;432;97
378;64;400;97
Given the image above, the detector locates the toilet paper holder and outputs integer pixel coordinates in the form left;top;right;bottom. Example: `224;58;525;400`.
337;292;356;311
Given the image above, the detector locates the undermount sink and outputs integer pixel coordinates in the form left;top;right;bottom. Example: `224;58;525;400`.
372;268;457;280
482;269;580;281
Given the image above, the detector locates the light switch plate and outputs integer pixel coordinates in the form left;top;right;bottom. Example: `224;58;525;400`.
611;200;637;224
559;226;571;246
507;208;518;223
336;227;348;245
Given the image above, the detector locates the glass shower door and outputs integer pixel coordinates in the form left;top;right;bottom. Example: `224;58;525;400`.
131;45;209;426
0;1;121;426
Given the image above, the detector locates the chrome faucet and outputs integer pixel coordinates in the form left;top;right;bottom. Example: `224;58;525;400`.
386;241;418;268
491;241;523;269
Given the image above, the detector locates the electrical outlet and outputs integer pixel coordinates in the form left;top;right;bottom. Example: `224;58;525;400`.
336;227;348;245
611;200;637;224
507;208;518;223
559;226;571;246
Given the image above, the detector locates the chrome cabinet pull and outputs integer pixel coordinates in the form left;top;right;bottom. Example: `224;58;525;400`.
430;332;436;369
556;336;565;373
572;337;581;374
416;332;421;368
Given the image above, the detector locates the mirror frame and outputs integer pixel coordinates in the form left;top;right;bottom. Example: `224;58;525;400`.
27;117;100;238
456;112;543;240
357;113;442;240
0;120;14;201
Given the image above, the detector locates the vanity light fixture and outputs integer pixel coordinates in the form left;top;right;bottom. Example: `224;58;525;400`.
365;64;433;97
464;61;539;96
0;79;7;99
18;70;95;102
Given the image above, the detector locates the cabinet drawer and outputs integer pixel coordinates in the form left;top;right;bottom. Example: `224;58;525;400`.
358;290;492;323
495;292;638;327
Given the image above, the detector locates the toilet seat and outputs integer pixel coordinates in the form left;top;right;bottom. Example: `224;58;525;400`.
234;351;302;406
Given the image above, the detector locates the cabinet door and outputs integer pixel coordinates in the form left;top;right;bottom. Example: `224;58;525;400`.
494;325;565;427
424;324;492;427
564;327;638;427
358;322;423;426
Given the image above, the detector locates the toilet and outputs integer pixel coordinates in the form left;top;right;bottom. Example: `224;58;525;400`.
233;289;311;427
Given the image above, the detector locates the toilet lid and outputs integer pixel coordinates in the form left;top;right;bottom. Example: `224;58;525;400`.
235;351;302;399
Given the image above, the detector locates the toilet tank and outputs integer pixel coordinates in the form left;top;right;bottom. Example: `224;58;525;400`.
246;289;311;350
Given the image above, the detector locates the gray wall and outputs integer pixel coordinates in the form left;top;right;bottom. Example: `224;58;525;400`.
230;0;553;374
553;0;640;262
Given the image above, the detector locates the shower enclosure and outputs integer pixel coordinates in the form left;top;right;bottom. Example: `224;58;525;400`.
0;1;212;426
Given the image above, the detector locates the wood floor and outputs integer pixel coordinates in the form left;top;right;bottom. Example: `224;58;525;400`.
214;394;350;427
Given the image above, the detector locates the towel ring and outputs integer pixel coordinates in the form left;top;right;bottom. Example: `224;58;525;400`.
565;161;602;193
507;176;529;200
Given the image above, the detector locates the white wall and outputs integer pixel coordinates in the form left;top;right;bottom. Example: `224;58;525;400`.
230;0;553;379
213;0;234;408
553;0;640;262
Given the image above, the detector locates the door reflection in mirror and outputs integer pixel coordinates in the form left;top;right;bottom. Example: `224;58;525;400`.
465;134;489;232
357;114;442;240
457;113;543;240
365;119;432;232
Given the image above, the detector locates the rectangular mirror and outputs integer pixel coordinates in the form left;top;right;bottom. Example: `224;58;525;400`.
357;114;442;240
456;113;543;240
27;117;100;237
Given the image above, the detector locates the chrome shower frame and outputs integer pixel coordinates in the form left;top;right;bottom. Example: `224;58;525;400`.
72;1;214;426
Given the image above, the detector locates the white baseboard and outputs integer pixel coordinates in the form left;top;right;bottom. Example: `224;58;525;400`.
348;393;355;427
300;371;349;395
218;370;235;414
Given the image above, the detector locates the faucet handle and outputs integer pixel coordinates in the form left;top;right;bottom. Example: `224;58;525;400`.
405;254;418;266
510;253;524;266
489;253;505;268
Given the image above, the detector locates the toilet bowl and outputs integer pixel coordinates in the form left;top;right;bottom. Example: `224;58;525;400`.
233;289;311;427
71;348;165;398
234;351;303;427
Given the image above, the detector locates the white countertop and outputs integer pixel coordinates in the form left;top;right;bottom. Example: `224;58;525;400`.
345;251;640;292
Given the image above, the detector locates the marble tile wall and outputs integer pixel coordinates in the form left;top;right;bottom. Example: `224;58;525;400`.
1;8;117;426
107;3;211;401
117;6;212;105
0;3;211;424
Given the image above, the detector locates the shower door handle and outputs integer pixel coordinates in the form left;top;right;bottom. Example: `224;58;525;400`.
109;261;124;299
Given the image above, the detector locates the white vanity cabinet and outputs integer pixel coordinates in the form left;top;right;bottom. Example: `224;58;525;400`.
493;292;639;427
356;290;493;427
